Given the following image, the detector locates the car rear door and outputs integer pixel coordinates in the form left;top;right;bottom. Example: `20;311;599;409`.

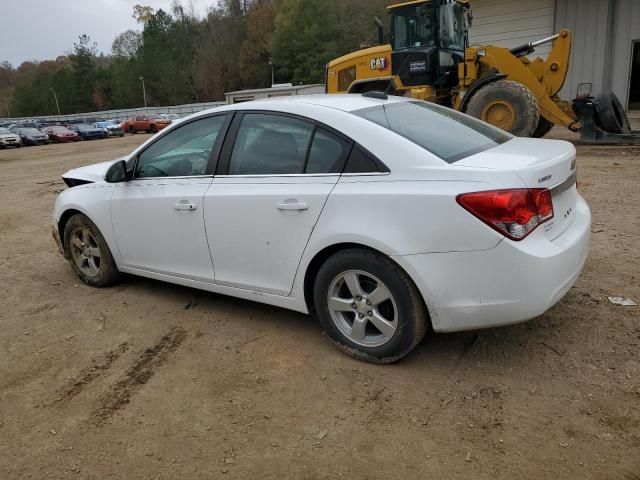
204;112;351;295
110;114;231;281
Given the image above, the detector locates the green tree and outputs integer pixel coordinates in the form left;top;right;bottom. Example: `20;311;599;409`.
270;0;343;84
70;34;98;112
239;1;276;88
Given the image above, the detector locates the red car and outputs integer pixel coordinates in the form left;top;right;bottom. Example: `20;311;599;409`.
121;114;171;134
45;126;80;143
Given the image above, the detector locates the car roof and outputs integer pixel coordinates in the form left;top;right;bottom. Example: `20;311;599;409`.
198;94;411;117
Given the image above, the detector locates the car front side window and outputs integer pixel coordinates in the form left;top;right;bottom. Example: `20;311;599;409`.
135;115;227;178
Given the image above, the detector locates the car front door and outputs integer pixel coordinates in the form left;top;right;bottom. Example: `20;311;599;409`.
110;114;231;281
204;112;351;295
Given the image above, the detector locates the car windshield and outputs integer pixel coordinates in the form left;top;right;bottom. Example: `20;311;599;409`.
22;128;41;134
76;124;93;130
0;128;11;134
353;101;512;163
50;126;69;133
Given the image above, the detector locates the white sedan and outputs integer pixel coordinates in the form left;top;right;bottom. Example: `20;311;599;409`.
52;94;590;363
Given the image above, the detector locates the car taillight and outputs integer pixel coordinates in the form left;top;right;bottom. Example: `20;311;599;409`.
457;188;554;241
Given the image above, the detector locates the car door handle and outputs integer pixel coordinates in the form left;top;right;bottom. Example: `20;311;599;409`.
174;201;197;211
277;200;309;211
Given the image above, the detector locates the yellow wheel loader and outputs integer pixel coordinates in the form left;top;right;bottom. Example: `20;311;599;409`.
326;0;639;144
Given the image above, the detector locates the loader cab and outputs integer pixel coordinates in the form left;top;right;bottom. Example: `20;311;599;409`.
390;1;467;89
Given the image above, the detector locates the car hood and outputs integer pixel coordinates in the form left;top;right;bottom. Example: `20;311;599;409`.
0;133;19;139
62;158;123;184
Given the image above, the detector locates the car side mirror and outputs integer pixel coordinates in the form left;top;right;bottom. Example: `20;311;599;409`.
105;160;131;183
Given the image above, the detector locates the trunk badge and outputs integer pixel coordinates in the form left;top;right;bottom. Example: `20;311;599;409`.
538;174;552;184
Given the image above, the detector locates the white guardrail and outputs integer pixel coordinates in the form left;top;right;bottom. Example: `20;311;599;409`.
0;101;227;123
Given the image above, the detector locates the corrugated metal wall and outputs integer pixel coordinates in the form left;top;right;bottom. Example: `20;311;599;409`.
555;0;612;101
557;0;639;109
610;0;640;108
469;0;556;57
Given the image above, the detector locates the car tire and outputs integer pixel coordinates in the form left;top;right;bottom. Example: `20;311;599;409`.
313;249;428;364
63;213;121;287
150;124;157;133
595;91;631;134
129;126;136;134
466;80;539;137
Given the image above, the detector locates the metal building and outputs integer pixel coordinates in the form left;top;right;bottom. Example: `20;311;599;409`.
469;0;640;112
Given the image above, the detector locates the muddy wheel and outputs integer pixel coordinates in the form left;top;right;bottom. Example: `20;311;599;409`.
595;91;631;134
313;249;428;364
532;117;554;138
466;80;539;137
63;213;121;287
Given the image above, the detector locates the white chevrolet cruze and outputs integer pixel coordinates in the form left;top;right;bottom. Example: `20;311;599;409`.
53;94;590;363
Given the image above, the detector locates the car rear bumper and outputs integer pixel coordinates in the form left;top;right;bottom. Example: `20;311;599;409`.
394;194;591;333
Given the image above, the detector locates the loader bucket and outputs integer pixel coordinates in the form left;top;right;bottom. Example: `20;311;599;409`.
574;94;640;145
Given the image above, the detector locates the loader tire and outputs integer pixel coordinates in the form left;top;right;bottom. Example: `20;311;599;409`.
595;91;631;134
532;117;554;138
466;80;539;137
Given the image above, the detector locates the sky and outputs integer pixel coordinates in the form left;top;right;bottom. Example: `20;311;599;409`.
0;0;211;67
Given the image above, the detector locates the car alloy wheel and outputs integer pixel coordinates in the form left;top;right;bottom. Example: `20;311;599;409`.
69;226;102;278
327;269;398;348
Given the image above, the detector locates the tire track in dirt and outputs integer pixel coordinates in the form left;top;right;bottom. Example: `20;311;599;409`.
54;342;130;403
93;327;187;425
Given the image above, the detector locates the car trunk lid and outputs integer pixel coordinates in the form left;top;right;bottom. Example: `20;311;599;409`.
454;138;578;240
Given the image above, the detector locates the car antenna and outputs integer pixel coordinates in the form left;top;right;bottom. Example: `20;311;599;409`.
362;91;388;100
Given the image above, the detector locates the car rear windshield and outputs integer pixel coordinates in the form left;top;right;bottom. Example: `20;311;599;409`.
353;101;512;163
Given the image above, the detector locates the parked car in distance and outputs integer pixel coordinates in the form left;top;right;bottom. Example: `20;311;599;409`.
93;120;124;138
159;113;180;121
53;94;591;363
8;122;37;130
44;126;80;143
0;127;22;148
121;114;171;134
12;127;49;146
68;123;105;140
35;120;63;131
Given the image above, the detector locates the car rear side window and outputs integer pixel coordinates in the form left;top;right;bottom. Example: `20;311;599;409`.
354;101;511;163
306;128;349;174
228;114;314;175
344;145;385;173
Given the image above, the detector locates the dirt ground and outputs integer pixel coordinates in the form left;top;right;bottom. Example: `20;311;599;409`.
0;130;638;480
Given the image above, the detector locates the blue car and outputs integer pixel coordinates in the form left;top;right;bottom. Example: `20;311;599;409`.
68;123;106;140
94;120;124;137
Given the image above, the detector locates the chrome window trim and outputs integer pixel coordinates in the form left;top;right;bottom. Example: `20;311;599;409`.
126;175;215;181
214;173;341;179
